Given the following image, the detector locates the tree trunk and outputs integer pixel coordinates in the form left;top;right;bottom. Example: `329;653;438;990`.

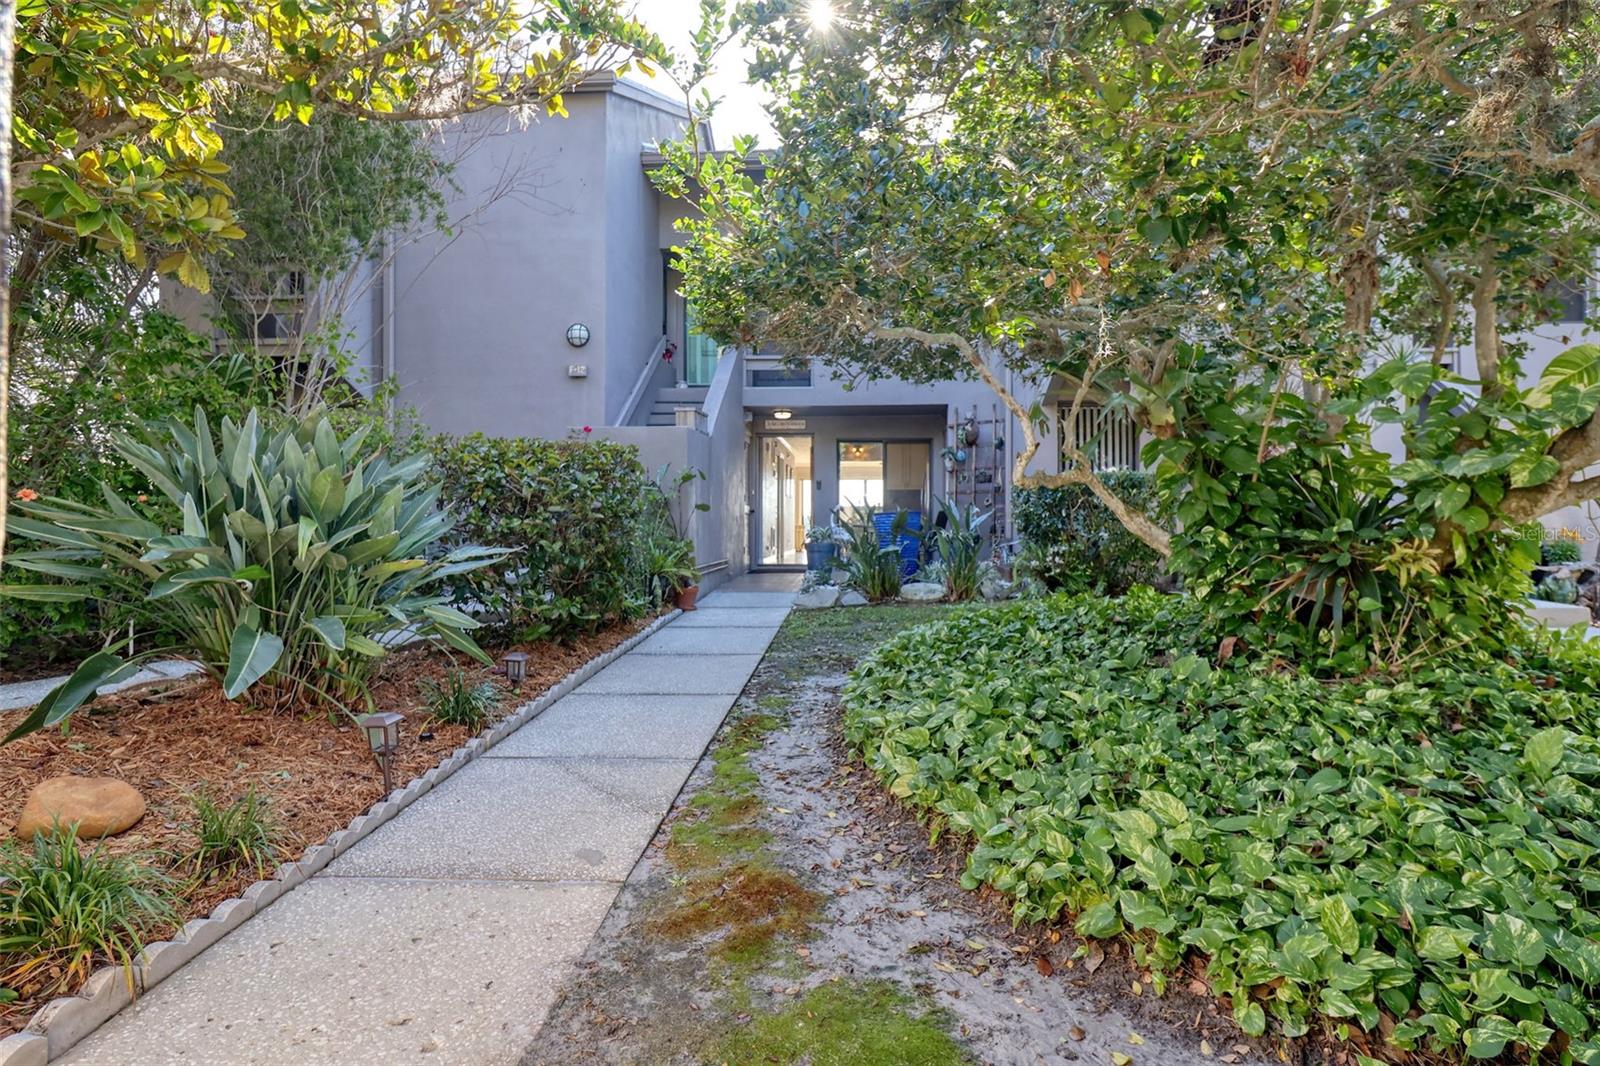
1;0;15;565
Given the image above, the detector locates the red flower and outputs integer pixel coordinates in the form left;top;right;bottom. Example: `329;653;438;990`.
15;488;39;502
582;425;593;434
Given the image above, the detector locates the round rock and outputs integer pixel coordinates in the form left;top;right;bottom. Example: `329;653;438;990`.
15;776;147;840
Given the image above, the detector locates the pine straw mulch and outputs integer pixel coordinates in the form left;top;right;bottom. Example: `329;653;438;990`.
0;613;655;1037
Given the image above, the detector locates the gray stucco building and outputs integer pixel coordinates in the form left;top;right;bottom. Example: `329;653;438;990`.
347;75;1068;588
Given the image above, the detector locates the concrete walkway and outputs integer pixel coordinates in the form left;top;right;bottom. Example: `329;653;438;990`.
59;573;799;1066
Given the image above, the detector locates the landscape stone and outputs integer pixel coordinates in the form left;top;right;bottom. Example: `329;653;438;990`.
899;582;946;603
794;585;842;609
15;777;145;840
980;574;1015;601
839;590;869;607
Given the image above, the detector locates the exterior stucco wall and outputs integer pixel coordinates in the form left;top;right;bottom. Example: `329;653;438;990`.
387;98;612;437
602;91;690;422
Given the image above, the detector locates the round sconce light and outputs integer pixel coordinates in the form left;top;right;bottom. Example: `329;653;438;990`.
565;323;591;347
772;409;793;420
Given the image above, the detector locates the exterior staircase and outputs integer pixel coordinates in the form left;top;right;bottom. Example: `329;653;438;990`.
644;385;708;427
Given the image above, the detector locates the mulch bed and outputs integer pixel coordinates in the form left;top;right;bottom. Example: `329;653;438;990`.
0;615;655;1037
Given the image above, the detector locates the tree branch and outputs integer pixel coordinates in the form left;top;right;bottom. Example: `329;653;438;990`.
865;323;1173;558
1470;245;1503;399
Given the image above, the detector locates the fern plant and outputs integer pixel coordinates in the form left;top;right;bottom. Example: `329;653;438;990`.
0;408;508;741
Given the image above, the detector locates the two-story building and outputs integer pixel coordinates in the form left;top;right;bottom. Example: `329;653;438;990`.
346;74;1086;589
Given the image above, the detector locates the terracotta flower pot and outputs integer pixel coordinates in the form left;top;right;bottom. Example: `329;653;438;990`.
675;584;700;611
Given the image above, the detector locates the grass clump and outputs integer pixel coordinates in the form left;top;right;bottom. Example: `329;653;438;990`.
419;669;501;729
844;588;1600;1059
186;787;281;877
711;981;969;1065
0;827;177;996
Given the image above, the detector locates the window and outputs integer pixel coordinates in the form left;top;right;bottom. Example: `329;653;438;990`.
252;311;302;342
838;441;930;515
1547;278;1590;324
684;301;721;385
1059;403;1141;471
749;366;812;387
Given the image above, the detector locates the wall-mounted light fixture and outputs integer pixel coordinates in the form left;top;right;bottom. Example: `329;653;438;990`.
566;323;591;347
771;409;793;420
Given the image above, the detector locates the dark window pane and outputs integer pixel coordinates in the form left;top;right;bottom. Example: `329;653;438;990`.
750;367;812;387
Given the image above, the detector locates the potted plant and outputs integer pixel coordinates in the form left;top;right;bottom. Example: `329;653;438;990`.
640;464;709;609
645;532;702;611
805;525;839;572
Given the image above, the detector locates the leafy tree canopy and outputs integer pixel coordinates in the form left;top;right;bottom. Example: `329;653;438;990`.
663;0;1600;663
12;0;667;293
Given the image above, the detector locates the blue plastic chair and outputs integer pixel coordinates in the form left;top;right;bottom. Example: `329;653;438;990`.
873;510;923;576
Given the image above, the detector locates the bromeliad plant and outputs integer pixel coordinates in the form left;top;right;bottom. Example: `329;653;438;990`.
0;408;507;741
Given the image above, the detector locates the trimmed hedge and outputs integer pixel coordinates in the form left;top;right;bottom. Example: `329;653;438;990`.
844;591;1600;1060
432;434;650;641
1013;471;1167;596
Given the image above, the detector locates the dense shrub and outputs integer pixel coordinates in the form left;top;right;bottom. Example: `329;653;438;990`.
432;435;651;641
1;408;503;740
4;309;277;673
1013;471;1167;596
844;591;1600;1060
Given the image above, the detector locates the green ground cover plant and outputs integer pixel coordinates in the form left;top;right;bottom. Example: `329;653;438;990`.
843;591;1600;1060
710;981;969;1066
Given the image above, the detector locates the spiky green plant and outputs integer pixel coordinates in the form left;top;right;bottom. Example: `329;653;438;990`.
927;496;991;602
0;408;509;741
185;788;281;878
419;670;502;729
0;827;177;997
838;505;908;602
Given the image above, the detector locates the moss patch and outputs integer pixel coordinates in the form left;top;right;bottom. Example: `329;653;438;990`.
710;981;971;1066
649;861;821;963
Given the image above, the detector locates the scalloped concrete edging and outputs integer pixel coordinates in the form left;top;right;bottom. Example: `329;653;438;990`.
0;610;680;1066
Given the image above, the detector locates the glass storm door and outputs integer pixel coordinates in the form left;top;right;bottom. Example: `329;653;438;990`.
759;436;813;566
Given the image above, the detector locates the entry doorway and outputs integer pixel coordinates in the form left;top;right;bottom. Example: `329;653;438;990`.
758;436;813;567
